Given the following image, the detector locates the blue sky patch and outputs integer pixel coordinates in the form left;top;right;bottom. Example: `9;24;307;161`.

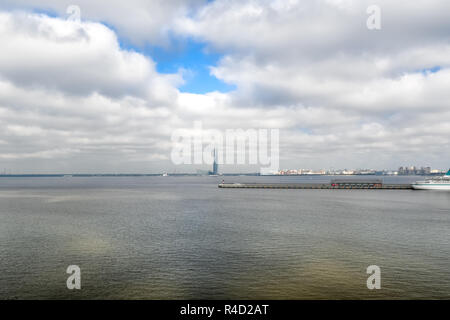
420;66;441;75
145;40;236;94
32;8;59;18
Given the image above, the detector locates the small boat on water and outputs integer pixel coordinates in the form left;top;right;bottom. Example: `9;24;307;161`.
412;169;450;190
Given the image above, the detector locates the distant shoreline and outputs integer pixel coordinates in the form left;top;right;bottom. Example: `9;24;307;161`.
0;173;444;178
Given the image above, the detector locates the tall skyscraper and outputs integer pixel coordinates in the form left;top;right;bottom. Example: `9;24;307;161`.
210;148;218;175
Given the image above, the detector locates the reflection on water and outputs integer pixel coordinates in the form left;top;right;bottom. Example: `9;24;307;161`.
0;176;449;299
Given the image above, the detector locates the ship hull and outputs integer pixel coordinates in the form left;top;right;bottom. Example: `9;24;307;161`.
412;183;450;190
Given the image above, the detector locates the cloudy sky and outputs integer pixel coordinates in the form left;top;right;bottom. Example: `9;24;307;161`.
0;0;449;173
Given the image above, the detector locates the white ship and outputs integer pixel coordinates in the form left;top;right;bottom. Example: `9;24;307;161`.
411;170;450;190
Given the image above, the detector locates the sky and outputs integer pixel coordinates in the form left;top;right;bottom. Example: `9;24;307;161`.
0;0;449;173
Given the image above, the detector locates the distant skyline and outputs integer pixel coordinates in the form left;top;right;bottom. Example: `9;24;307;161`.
1;164;448;176
1;1;450;173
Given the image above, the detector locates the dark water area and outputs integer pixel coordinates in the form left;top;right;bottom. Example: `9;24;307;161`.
0;176;449;299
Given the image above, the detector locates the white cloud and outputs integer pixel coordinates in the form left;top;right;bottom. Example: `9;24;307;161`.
0;0;206;46
0;11;182;100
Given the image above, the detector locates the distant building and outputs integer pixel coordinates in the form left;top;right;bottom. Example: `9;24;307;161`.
398;165;433;175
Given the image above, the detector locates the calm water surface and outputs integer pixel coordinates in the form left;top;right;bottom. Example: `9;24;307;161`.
0;176;449;299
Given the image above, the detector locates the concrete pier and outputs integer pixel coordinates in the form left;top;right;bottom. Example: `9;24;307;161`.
218;180;413;190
